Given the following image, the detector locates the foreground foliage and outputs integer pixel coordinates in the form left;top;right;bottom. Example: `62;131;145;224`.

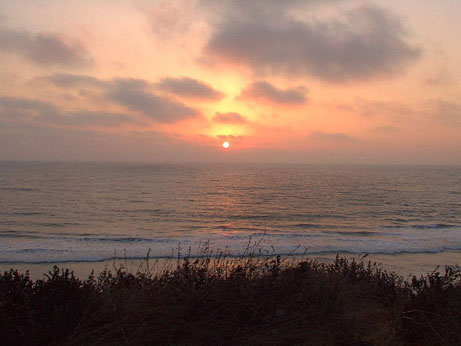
0;256;460;346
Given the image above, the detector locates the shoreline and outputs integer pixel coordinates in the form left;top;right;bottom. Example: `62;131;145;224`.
2;249;460;280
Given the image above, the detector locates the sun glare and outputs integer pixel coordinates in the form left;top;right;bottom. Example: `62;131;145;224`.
222;141;230;149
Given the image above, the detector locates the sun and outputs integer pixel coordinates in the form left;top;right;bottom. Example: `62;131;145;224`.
222;141;230;149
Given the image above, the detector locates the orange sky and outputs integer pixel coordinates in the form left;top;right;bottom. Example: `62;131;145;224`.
0;0;460;164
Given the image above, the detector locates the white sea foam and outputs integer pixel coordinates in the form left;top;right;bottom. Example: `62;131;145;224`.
1;226;461;263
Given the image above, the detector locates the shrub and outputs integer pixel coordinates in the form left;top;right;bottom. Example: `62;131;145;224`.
0;256;459;346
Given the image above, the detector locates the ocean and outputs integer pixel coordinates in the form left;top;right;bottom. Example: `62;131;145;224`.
1;161;460;273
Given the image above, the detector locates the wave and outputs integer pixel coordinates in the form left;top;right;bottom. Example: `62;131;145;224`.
1;246;460;265
1;187;37;192
82;237;176;243
12;212;45;216
331;231;380;236
381;223;459;230
412;224;459;229
1;226;461;263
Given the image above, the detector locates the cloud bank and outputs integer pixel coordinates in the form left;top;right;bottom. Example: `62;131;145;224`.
37;73;107;88
309;130;357;143
0;96;134;128
157;77;225;101
204;2;421;81
35;74;201;124
238;81;307;105
0;27;91;67
213;112;247;124
107;79;199;123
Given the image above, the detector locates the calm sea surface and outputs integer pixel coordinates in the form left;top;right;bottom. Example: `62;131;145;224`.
1;162;460;263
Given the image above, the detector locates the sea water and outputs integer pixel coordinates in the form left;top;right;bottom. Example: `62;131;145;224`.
1;162;460;266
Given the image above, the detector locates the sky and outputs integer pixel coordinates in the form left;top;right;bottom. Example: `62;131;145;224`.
0;0;460;164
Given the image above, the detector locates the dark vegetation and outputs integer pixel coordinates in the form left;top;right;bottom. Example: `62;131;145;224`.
0;255;460;346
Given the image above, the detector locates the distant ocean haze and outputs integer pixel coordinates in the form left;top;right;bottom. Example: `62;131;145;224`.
0;162;460;263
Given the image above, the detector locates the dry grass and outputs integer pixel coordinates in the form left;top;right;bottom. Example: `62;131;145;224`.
0;254;460;346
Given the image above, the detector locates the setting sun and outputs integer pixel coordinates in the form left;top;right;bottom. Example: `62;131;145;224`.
222;141;230;149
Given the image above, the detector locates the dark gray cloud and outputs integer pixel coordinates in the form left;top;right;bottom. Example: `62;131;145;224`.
36;73;107;88
0;28;91;67
0;96;134;128
357;99;461;126
204;3;420;81
213;111;247;123
359;101;415;117
0;97;60;127
238;81;307;105
38;111;135;127
0;125;224;162
216;134;241;142
107;79;199;123
309;131;356;142
427;100;461;125
157;77;224;100
0;96;58;116
202;0;312;19
33;74;201;123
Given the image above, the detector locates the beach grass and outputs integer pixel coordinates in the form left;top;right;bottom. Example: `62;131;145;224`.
1;254;460;346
